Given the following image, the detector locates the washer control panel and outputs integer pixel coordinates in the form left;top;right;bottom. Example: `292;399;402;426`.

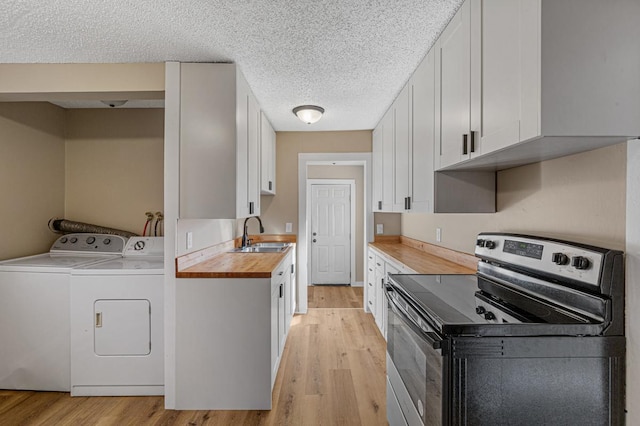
50;233;127;254
124;237;164;256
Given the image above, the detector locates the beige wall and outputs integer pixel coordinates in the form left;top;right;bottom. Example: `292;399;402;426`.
0;102;66;259
65;108;165;235
0;63;165;101
402;142;627;253
307;165;364;282
257;131;372;236
374;212;402;236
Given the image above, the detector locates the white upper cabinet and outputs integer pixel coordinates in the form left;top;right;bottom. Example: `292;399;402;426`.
408;49;436;213
236;74;261;218
371;125;383;211
381;108;395;211
436;0;472;170
260;112;276;195
173;63;262;219
392;85;410;212
439;0;640;171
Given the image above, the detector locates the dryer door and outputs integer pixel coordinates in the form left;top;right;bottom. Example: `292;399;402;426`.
94;299;151;356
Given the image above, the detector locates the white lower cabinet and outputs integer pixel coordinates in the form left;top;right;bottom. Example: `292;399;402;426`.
368;247;415;340
175;251;294;410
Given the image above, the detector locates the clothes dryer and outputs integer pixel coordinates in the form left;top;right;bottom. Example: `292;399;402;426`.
0;234;127;391
70;236;164;396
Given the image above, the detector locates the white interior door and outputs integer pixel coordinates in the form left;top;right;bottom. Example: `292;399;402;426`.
310;184;351;284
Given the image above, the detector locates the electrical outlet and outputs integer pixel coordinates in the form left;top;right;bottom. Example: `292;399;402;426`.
187;232;193;249
376;224;384;234
436;228;442;242
285;223;292;233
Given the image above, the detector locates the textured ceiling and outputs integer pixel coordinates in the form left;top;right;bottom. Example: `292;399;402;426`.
1;0;463;131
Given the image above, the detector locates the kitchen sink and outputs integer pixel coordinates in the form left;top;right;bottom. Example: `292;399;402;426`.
229;246;287;253
251;242;290;248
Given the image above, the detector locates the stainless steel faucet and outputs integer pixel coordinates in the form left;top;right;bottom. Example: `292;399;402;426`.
242;216;264;247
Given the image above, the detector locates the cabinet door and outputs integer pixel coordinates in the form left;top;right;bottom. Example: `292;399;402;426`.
260;112;276;195
247;92;261;215
437;0;471;169
371;125;383;211
410;49;436;213
373;255;385;334
270;285;279;385
236;75;250;218
278;281;286;355
94;300;150;356
474;0;531;157
393;85;411;212
381;109;395;211
285;261;293;331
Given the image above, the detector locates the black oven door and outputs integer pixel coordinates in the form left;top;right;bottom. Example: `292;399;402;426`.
386;285;445;426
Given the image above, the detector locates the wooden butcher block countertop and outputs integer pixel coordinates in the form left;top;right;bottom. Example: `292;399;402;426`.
176;234;296;279
369;236;477;274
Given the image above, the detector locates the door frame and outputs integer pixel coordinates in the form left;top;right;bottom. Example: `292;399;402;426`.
307;179;356;286
297;152;373;314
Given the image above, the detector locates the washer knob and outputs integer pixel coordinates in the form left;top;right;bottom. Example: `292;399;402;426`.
484;312;496;321
103;238;111;245
60;237;68;244
70;237;78;243
571;256;590;270
86;236;96;244
134;240;146;251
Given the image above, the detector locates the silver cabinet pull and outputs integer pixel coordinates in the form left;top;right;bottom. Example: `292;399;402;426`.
95;312;102;328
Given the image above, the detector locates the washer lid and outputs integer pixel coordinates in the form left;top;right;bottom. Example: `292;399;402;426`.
75;256;164;272
0;253;119;269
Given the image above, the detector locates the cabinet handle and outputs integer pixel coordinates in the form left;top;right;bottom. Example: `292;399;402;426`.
278;271;284;276
268;181;273;191
291;264;294;273
462;134;468;155
378;201;382;210
368;282;373;287
279;284;283;298
407;196;411;210
95;312;102;328
470;131;476;153
369;300;373;306
249;201;254;215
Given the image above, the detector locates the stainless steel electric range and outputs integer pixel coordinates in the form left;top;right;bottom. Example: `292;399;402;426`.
385;233;625;426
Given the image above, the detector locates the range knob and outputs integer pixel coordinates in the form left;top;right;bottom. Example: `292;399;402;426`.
476;239;486;248
475;306;486;315
484;240;496;249
571;256;590;270
552;252;569;265
70;237;78;243
86;236;96;244
484;312;496;321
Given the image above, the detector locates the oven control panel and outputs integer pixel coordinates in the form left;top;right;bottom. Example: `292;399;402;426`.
475;233;603;289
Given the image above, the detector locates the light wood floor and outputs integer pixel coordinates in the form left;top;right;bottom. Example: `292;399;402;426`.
308;285;363;309
0;290;386;425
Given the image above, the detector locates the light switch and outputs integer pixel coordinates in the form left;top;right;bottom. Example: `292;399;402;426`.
436;228;442;242
285;223;293;233
187;232;193;249
376;224;384;235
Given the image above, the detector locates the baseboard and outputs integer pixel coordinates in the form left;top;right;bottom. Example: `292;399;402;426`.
352;281;364;287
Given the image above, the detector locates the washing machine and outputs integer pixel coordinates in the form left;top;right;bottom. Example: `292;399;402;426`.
0;234;127;391
70;236;164;396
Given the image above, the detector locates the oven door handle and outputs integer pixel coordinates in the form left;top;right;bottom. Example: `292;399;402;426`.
386;286;443;350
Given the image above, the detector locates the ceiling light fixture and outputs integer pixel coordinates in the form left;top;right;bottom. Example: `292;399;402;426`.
293;105;324;124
